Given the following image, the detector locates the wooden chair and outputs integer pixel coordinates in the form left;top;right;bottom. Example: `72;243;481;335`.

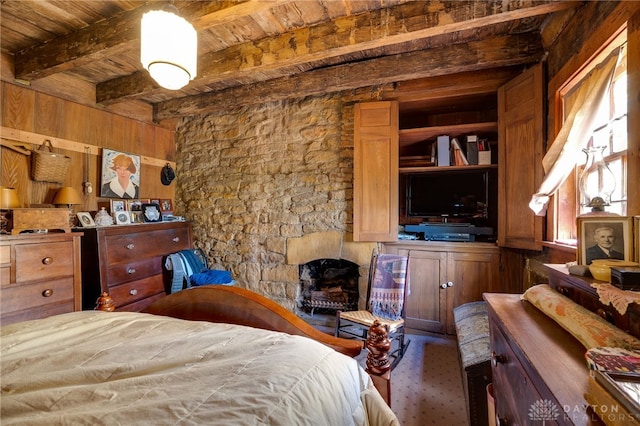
335;252;410;370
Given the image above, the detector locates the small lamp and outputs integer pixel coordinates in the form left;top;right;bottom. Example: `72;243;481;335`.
53;187;83;226
140;4;197;90
0;186;20;234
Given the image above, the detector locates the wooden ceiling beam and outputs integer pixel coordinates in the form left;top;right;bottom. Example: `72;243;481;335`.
12;0;288;81
96;0;578;105
154;32;544;120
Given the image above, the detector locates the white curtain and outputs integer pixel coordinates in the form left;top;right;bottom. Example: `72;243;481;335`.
528;50;620;216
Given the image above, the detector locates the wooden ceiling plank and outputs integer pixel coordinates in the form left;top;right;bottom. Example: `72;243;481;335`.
96;0;576;105
11;0;292;81
154;32;543;120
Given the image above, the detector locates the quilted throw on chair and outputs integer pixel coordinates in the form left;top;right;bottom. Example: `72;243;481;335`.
368;254;408;320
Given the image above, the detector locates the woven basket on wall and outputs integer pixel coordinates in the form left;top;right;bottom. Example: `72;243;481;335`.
30;140;71;183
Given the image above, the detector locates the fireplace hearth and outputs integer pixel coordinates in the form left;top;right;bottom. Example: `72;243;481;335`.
298;258;360;315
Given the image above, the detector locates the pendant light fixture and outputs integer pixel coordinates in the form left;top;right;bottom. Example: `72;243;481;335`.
140;3;197;90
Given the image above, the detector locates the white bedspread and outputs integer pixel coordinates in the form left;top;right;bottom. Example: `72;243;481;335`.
1;311;399;426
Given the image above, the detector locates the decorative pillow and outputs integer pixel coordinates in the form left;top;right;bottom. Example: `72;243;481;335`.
523;284;640;351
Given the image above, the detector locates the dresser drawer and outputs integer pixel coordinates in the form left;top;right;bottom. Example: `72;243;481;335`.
108;275;165;308
1;277;74;315
105;227;191;265
15;241;74;283
106;256;163;286
490;319;544;426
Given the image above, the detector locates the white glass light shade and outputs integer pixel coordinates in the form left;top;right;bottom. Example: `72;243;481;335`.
141;9;197;90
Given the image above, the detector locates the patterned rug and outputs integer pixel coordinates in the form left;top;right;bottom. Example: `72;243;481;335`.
357;331;468;426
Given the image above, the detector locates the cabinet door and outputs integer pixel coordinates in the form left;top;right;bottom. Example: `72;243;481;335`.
353;101;399;242
498;64;544;250
445;249;500;334
399;248;447;333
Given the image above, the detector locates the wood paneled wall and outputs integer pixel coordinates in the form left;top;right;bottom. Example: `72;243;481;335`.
1;82;176;213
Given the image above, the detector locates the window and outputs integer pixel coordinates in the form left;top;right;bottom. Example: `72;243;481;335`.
553;33;627;245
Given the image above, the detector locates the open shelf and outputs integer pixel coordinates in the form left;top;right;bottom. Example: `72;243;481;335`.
399;121;497;146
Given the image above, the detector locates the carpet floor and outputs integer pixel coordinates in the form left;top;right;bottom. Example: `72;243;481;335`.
356;331;469;426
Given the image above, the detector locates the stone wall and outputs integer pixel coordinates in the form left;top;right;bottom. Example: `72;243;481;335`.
175;91;386;310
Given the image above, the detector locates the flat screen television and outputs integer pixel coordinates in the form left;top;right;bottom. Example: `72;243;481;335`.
406;168;497;227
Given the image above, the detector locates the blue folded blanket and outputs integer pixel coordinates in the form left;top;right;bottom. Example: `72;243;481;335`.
190;269;234;286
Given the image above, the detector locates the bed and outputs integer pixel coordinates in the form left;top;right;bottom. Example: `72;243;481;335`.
1;286;399;425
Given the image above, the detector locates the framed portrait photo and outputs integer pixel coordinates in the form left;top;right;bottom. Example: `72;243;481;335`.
141;203;162;223
114;210;131;225
100;149;141;199
160;199;173;212
76;212;95;227
127;199;143;211
110;199;126;213
577;216;632;265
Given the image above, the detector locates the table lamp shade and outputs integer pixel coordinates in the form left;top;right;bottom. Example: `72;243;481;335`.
53;187;83;206
0;187;20;209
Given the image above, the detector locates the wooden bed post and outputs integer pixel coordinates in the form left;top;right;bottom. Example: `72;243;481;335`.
365;320;392;406
95;292;115;311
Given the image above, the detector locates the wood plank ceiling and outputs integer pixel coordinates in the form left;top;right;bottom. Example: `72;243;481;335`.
0;0;581;122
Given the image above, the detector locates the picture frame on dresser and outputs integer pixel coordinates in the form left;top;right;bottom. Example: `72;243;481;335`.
76;212;95;227
142;203;162;222
110;199;126;213
114;211;131;225
577;216;632;265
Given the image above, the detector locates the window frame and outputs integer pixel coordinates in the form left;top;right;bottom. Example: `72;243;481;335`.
549;29;628;246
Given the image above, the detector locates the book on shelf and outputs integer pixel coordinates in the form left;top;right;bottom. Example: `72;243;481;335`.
451;138;469;166
437;135;450;166
466;135;479;165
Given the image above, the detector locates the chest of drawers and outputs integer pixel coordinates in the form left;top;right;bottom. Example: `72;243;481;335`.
78;222;192;311
485;293;604;425
0;233;82;325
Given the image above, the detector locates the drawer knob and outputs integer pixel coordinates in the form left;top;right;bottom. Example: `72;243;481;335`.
440;283;447;289
127;268;136;274
42;257;53;265
129;289;138;296
172;237;180;242
42;289;54;297
491;351;507;367
126;244;135;250
447;281;453;287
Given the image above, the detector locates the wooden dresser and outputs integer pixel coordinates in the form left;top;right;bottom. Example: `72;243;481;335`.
484;264;640;426
0;233;82;325
78;222;192;311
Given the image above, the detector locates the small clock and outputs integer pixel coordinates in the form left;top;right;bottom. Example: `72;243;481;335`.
115;211;131;225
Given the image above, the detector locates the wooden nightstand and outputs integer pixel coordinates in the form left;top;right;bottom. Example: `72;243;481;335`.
0;232;82;325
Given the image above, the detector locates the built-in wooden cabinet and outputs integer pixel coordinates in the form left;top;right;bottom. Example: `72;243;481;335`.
353;67;544;252
0;233;82;325
384;241;500;334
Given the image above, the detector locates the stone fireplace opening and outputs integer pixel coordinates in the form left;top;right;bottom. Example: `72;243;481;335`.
298;258;360;315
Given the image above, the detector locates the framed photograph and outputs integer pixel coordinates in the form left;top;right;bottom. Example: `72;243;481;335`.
150;199;160;206
141;203;162;223
114;210;131;225
129;211;144;224
76;212;95;227
110;199;126;213
127;199;143;211
577;216;633;265
100;148;141;199
160;199;173;212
